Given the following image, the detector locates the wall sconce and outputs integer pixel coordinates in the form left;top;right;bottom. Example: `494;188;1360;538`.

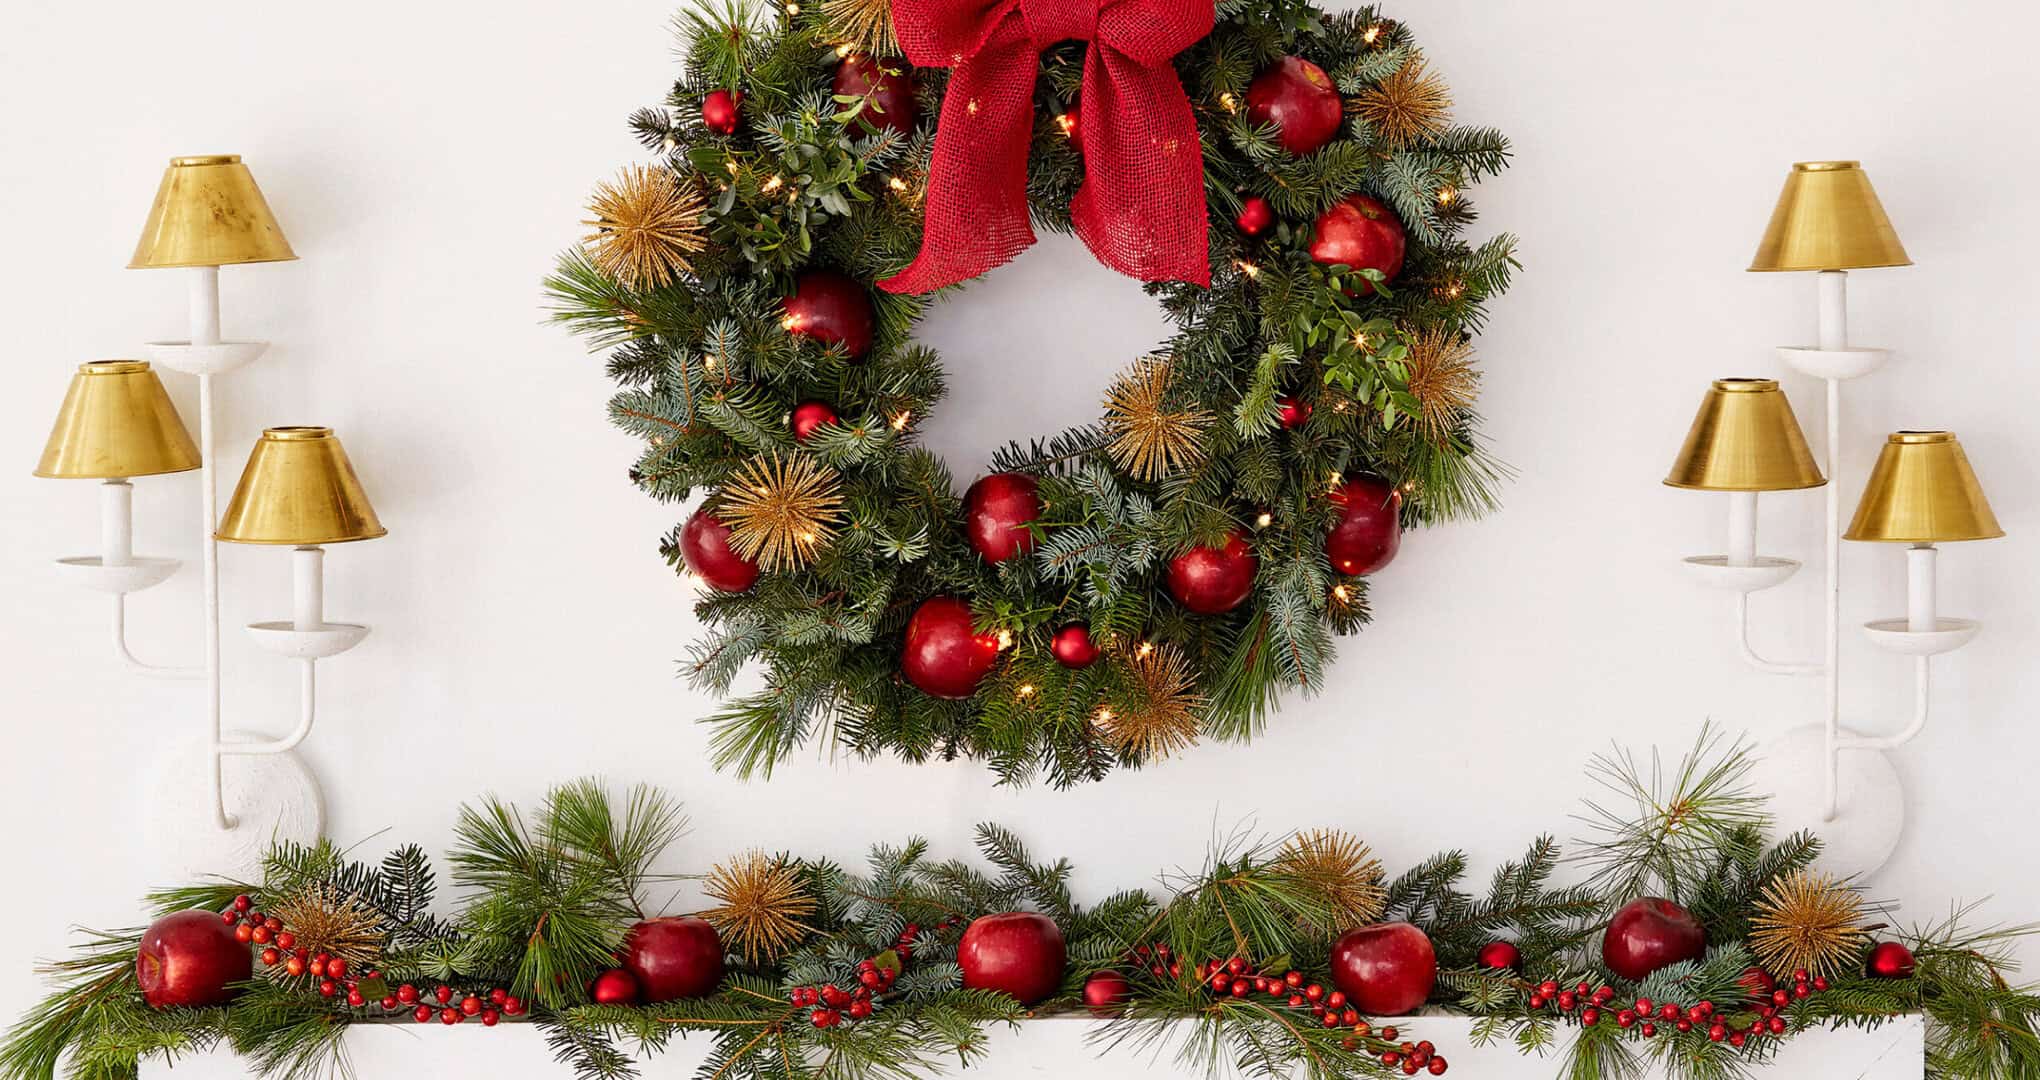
33;155;382;873
1666;162;2003;878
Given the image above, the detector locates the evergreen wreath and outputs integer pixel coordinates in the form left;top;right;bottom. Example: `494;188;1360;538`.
546;0;1519;787
9;730;2037;1080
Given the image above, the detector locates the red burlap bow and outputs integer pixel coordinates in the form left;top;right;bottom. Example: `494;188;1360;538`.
879;0;1214;294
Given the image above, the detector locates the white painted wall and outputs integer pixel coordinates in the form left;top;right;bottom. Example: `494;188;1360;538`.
2;1;2035;1076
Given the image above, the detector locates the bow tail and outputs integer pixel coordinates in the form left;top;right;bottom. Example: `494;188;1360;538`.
1068;48;1211;288
879;34;1042;295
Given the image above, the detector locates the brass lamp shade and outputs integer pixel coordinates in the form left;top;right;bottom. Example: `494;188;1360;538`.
217;427;386;545
1749;161;1911;272
129;155;297;269
34;361;201;479
1844;431;2003;543
1665;379;1827;492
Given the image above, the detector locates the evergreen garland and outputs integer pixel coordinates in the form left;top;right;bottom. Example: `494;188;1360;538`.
8;732;2037;1080
547;0;1520;787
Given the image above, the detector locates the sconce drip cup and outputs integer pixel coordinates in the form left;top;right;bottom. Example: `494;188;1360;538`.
53;555;182;594
1861;617;1979;656
141;341;269;377
1681;554;1801;593
1776;345;1888;382
245;621;370;660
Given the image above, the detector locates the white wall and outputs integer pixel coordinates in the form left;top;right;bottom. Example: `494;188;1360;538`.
2;1;2035;1075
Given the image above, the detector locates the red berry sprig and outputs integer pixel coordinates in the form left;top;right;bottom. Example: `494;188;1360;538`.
1533;968;1828;1053
1190;956;1445;1074
791;919;954;1030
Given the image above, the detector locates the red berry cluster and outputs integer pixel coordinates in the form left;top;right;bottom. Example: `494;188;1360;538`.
1191;956;1444;1075
1129;941;1182;981
791;920;951;1029
1532;966;1827;1050
225;895;524;1027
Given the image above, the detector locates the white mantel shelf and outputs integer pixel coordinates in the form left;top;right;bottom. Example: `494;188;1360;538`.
141;1014;1925;1078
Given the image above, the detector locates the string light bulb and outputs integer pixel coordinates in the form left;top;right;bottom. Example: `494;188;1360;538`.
890;410;912;431
1362;23;1385;45
1218;92;1238;113
761;174;784;194
1436;185;1459;207
1256;511;1273;529
1018;684;1036;699
1056;114;1076;136
996;630;1014;651
1234;259;1260;279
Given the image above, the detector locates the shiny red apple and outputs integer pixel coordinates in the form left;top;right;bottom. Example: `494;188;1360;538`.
1601;898;1705;981
964;472;1041;564
1308;194;1406;295
136;910;252;1009
901;596;1000;699
833;55;918;135
783;271;875;359
958;912;1066;1005
1331;922;1436;1016
624;916;726;1002
680;506;760;592
1245;56;1345;156
1325;476;1402;576
1166;531;1259;615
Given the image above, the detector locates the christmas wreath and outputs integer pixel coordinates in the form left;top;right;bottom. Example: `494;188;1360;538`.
9;731;2037;1080
546;0;1518;786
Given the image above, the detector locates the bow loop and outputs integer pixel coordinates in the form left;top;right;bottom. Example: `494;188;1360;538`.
880;0;1214;295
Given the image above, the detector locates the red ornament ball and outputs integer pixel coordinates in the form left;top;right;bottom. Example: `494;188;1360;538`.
624;917;726;1002
1245;56;1345;156
1277;394;1312;430
1330;922;1437;1016
136;910;253;1009
1235;195;1276;237
1476;940;1521;972
1082;970;1132;1016
1049;624;1100;669
832;55;918;136
1309;194;1407;295
1325;477;1402;576
591;967;641;1005
1867;941;1916;979
1737;965;1775;1003
790;401;840;443
680;506;760;593
702;89;743;135
901;596;1000;699
958;912;1066;1005
964;472;1041;564
1167;531;1259;615
1602;898;1706;982
783;271;875;359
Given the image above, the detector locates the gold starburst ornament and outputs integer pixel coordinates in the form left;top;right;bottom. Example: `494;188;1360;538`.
1275;829;1387;933
1103;358;1211;482
267;884;384;968
1402;325;1479;441
583;164;708;291
1098;643;1204;759
822;0;898;56
1749;870;1870;979
719;452;846;570
703;851;818;963
1353;53;1452;148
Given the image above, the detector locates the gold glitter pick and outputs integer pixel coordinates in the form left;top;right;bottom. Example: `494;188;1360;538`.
1403;325;1479;441
1275;829;1387;932
1103;358;1211;482
267;884;384;968
1098;644;1204;760
821;0;898;56
583;164;708;291
1352;52;1452;148
719;452;846;571
1749;870;1870;979
702;851;818;963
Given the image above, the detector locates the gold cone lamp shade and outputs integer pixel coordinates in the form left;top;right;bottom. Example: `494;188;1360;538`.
35;361;201;479
1749;161;1911;272
1665;379;1827;492
129;155;297;269
217;427;386;545
1845;431;2002;543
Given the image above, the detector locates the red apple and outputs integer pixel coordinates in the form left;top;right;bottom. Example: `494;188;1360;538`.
1082;970;1132;1016
1324;476;1402;576
901;596;1001;699
958;912;1066;1005
964;472;1041;564
591;967;641;1005
783;271;875;359
1331;922;1436;1016
1601;898;1705;981
1166;531;1259;615
136;910;253;1009
624;917;725;1002
680;506;760;592
1308;194;1406;295
1245;56;1345;156
833;55;918;136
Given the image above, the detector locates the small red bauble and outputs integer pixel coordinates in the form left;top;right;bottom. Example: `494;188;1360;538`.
1049;624;1100;669
1476;940;1520;972
702;89;743;136
1325;477;1402;576
1276;395;1312;429
791;401;840;443
591;967;641;1005
1245;56;1345;156
1331;922;1437;1016
1082;970;1132;1016
1309;194;1407;295
1167;531;1258;615
958;912;1066;1005
832;55;918;136
1867;941;1916;979
964;473;1042;564
624;917;726;1002
680;506;760;593
901;596;1000;699
135;910;253;1009
783;271;876;359
1602;898;1706;982
1235;195;1275;237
